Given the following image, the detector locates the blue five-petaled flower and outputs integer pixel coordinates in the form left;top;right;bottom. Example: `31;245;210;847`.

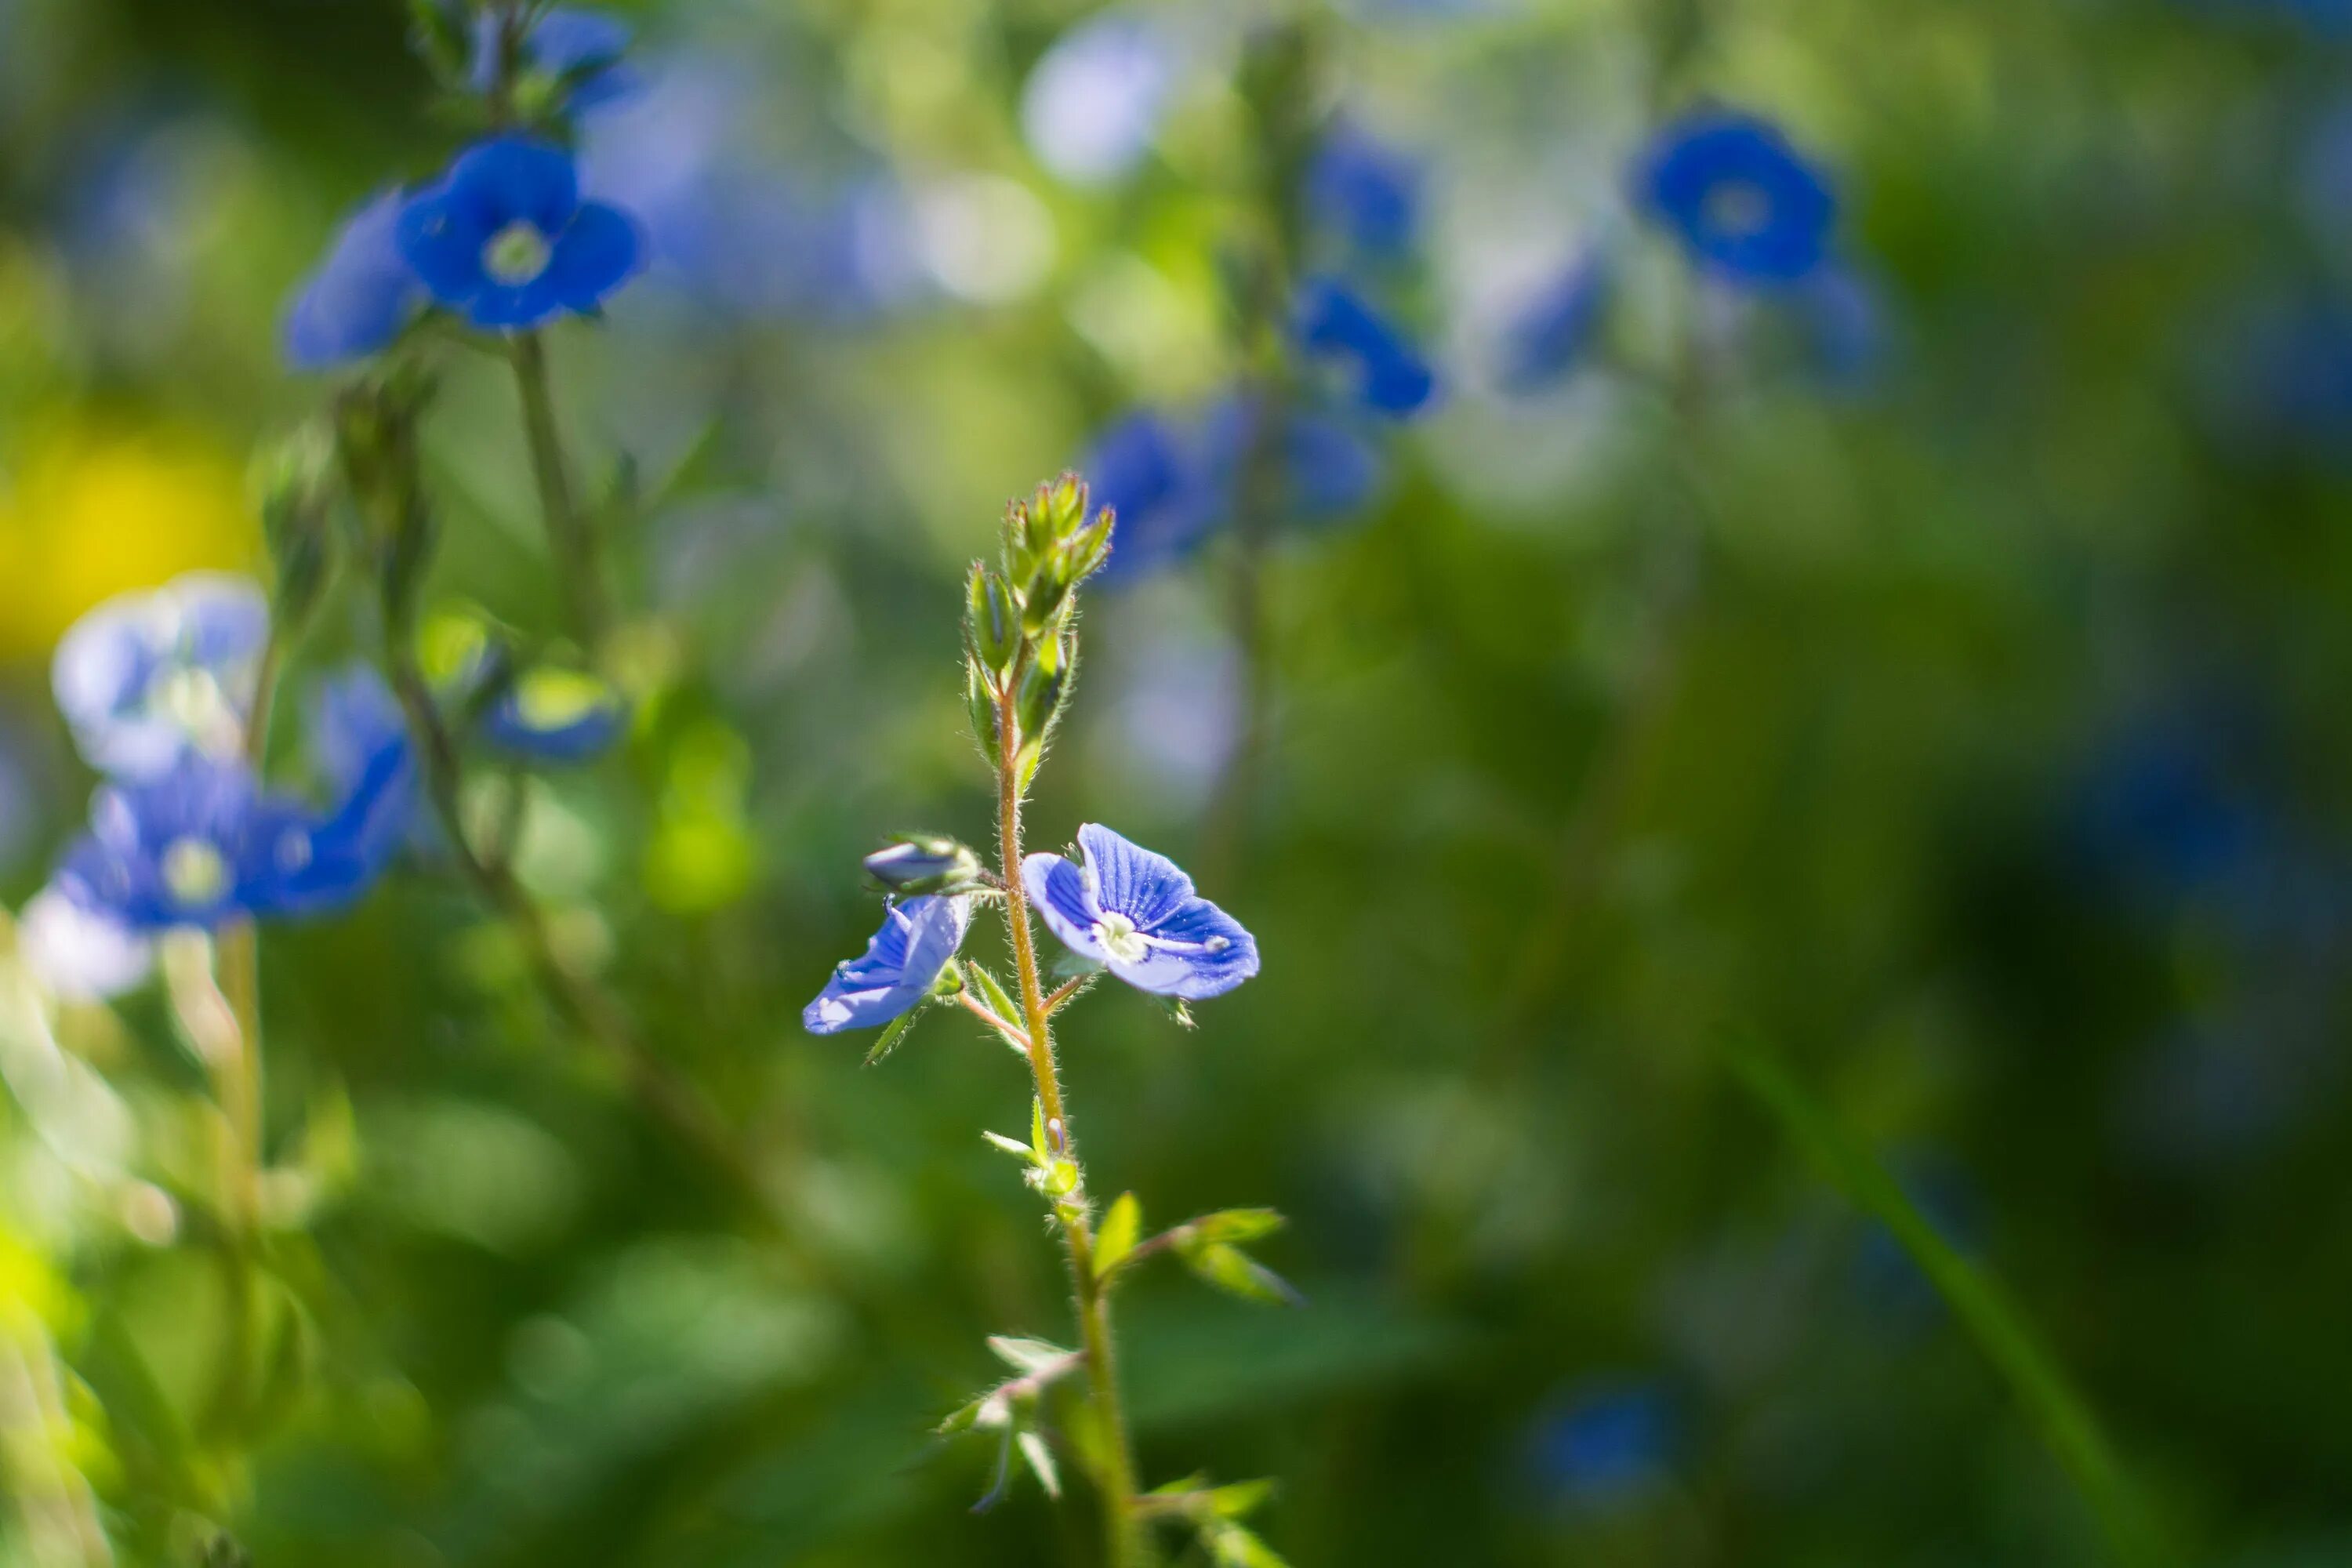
1022;824;1258;1000
804;895;974;1033
1635;110;1835;288
53;572;270;781
397;136;641;331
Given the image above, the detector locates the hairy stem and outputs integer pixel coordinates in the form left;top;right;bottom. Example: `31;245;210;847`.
993;684;1145;1568
511;330;609;645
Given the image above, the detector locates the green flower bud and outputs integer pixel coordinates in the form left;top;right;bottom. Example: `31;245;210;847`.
864;834;987;896
967;564;1021;675
252;423;340;633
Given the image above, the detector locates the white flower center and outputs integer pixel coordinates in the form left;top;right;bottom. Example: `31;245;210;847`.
484;220;554;285
1092;910;1149;964
1702;178;1773;239
162;837;229;909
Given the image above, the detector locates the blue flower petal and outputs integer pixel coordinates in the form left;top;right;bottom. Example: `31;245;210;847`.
544;201;642;306
1306;123;1421;259
284;188;423;369
1022;851;1108;961
53;574;269;780
1112;893;1258;1000
1502;252;1611;393
1293;274;1437;417
1077;822;1194;928
448;135;579;234
804;895;972;1033
396;186;499;299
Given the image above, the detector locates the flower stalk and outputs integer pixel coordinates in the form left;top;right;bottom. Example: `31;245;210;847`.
511;329;609;645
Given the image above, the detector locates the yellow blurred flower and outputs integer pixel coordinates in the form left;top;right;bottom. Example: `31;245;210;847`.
0;423;255;662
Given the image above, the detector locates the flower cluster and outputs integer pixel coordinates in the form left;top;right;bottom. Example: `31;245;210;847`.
284;7;646;367
35;576;414;998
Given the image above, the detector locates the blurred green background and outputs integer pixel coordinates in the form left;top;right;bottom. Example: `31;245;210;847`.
3;0;2351;1563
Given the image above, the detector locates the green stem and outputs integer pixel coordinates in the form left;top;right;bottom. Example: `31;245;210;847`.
1724;1037;2164;1568
510;330;609;645
993;682;1146;1568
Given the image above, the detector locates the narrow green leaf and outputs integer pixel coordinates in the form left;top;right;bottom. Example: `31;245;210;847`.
967;963;1023;1028
987;1335;1074;1374
862;1006;923;1067
1094;1192;1142;1280
1210;1479;1277;1519
1016;1430;1062;1499
1181;1242;1301;1307
1209;1523;1292;1568
1192;1208;1286;1246
982;1130;1038;1162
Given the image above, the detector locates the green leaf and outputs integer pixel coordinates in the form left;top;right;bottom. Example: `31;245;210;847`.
1094;1192;1142;1280
1210;1479;1277;1519
1209;1523;1292;1568
1031;1097;1050;1160
1016;1430;1062;1499
982;1130;1038;1163
1192;1209;1287;1247
967;963;1023;1028
1180;1242;1301;1307
862;1006;924;1067
987;1336;1074;1375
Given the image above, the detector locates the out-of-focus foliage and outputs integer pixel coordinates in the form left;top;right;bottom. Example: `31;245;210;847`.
1;0;2350;1563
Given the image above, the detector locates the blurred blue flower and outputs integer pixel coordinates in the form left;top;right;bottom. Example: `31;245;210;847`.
53;572;269;781
579;53;921;324
56;753;401;931
1635;110;1836;288
482;666;629;764
2299;100;2352;252
1307;122;1421;260
1020;10;1177;187
1022;823;1258;999
1500;251;1611;392
285;188;425;368
1294;274;1438;416
396;136;641;330
2205;296;2352;463
1527;1378;1677;1508
2078;706;2269;905
470;6;636;114
17;884;154;1001
1087;394;1385;584
804;895;973;1033
309;666;424;863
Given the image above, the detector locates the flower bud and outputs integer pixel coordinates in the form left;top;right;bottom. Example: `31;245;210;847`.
967;564;1021;676
967;658;1004;765
865;834;986;896
1014;632;1075;742
1069;507;1115;582
1020;563;1073;638
253;423;340;633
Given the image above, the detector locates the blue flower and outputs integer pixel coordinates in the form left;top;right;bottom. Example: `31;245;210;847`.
482;666;629;764
1500;252;1611;392
803;895;974;1033
1293;274;1437;416
53;573;269;781
1087;395;1385;585
55;755;401;932
1306;123;1421;260
1635;110;1835;287
1528;1379;1677;1508
309;666;424;862
1022;824;1258;1000
285;189;425;369
1019;10;1178;187
396;136;641;331
471;6;636;114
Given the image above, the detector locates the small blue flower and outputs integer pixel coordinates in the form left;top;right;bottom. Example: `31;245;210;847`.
53;573;269;781
55;754;400;932
1635;110;1835;288
470;6;636;114
804;895;974;1033
482;666;629;764
1022;824;1258;1000
1087;395;1385;585
396;136;641;331
1501;252;1611;392
285;189;425;369
1293;274;1437;416
1019;10;1178;187
1528;1379;1677;1508
309;666;425;862
1306;123;1421;260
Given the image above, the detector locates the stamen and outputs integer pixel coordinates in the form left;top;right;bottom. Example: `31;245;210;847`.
484;220;554;286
